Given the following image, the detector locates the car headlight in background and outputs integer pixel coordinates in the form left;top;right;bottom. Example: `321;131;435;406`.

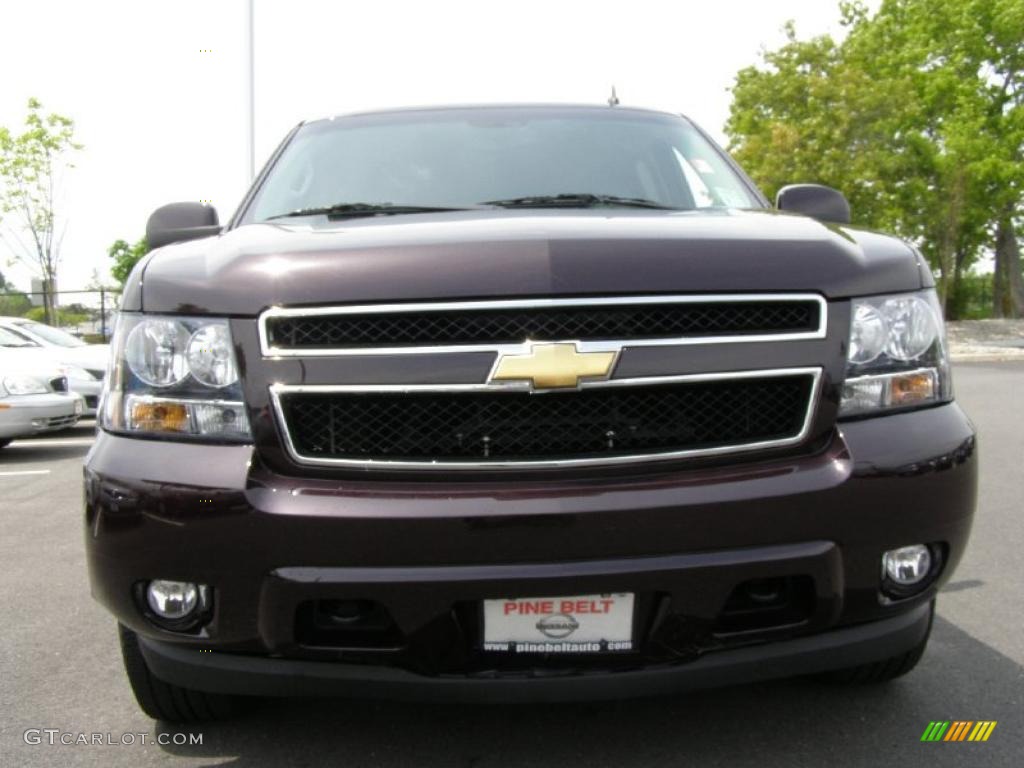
102;314;251;441
2;375;50;396
840;289;951;417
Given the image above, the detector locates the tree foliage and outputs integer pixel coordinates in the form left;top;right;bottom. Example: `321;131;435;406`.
726;0;1024;318
0;268;32;316
0;99;81;324
24;305;89;326
107;237;149;285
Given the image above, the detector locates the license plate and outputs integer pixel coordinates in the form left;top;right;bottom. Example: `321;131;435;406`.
482;593;634;653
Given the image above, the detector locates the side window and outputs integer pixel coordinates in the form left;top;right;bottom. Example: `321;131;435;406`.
0;326;39;347
6;326;36;343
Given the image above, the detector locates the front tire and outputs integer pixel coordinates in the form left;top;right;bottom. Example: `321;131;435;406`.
118;624;239;722
817;600;934;684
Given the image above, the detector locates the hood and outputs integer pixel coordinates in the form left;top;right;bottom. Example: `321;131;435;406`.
47;344;110;372
135;208;926;316
0;343;108;374
0;347;65;379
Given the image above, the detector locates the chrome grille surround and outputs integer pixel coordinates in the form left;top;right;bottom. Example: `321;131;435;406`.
270;367;823;470
259;294;828;357
261;294;828;470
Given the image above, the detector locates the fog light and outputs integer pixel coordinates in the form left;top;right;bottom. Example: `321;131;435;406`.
146;580;200;620
882;545;932;586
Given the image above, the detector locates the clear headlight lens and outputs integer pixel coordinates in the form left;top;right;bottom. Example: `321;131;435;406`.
2;375;49;396
102;314;251;442
848;303;887;364
186;323;238;388
881;295;939;360
126;319;191;387
840;290;951;418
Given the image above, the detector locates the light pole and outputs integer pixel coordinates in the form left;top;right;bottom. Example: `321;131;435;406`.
243;0;255;183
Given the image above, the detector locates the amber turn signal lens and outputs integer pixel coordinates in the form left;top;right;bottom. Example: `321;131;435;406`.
889;371;936;405
128;401;190;433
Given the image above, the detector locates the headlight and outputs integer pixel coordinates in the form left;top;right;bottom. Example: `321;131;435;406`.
125;319;191;387
840;290;951;417
2;375;49;396
101;314;251;441
186;324;238;387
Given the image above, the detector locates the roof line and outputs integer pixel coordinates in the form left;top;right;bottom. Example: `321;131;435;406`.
305;102;687;124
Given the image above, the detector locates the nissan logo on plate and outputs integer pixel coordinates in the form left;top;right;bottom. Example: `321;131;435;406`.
535;613;580;639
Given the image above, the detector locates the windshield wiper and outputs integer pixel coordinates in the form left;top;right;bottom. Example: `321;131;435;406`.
480;193;678;210
265;203;483;221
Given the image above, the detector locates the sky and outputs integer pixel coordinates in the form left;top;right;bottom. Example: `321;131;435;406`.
0;0;877;298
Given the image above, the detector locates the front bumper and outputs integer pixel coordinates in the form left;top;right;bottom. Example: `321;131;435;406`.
139;600;933;701
0;392;80;438
68;378;102;415
84;402;976;693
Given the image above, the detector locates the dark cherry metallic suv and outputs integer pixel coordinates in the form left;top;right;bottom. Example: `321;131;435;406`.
85;105;976;722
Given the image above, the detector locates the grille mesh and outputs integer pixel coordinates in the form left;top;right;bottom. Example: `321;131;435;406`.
266;300;819;350
279;375;814;464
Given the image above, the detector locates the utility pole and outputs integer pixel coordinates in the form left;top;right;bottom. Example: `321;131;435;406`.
243;0;255;183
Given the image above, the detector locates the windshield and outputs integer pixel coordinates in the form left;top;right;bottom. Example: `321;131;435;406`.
0;326;40;348
244;108;760;222
14;321;86;347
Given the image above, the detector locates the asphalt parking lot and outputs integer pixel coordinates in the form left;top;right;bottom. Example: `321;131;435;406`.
1;362;1021;768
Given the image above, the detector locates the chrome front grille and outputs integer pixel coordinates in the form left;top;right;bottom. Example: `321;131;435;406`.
261;294;828;470
45;414;78;429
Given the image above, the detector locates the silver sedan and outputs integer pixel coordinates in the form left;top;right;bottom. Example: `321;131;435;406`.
0;345;83;448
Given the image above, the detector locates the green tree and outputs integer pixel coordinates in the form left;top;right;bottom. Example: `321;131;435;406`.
0;268;31;316
24;305;88;326
726;0;1023;318
0;99;82;325
108;237;148;285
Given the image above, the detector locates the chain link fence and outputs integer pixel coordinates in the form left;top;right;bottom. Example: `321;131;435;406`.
0;287;123;343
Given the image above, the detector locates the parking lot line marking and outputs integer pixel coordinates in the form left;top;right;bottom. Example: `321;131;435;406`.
9;438;95;447
0;470;52;477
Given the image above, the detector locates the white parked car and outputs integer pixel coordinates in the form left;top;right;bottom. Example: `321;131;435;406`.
0;317;109;416
0;338;83;448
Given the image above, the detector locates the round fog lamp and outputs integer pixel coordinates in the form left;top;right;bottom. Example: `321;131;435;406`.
882;545;932;586
146;579;199;620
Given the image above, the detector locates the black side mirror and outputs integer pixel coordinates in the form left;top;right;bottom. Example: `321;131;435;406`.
146;202;221;250
776;184;850;225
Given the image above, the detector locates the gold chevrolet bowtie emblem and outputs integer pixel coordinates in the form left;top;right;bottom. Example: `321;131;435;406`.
491;343;617;389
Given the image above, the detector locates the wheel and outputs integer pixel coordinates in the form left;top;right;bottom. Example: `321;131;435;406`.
118;623;240;722
816;600;934;684
0;439;11;449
